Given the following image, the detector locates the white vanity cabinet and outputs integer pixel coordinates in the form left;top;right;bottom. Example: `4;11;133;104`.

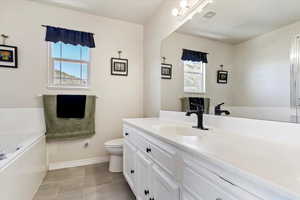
123;124;261;200
123;125;180;200
151;164;180;200
136;151;152;200
123;140;136;192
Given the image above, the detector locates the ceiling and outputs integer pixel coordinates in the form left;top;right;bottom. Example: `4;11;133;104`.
178;0;300;44
28;0;164;24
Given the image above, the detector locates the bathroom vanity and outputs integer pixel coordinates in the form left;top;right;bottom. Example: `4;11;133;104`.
123;114;300;200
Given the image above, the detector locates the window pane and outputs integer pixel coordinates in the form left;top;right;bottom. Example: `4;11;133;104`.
82;64;88;80
82;47;90;61
50;42;90;88
184;61;203;73
61;62;81;78
184;62;205;93
61;62;82;85
52;42;61;58
53;61;61;85
53;60;60;71
61;43;81;60
184;73;204;93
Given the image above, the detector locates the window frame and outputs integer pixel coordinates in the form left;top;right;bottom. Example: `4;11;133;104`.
47;42;91;90
183;61;206;94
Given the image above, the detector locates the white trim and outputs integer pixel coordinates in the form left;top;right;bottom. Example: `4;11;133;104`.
48;156;109;171
46;85;90;90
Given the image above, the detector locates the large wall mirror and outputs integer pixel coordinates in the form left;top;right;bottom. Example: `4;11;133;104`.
161;0;300;123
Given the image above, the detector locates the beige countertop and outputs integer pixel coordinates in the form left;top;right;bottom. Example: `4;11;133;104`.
124;118;300;200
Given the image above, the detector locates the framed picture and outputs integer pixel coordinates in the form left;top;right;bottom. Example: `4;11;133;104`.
161;63;172;79
0;45;18;68
111;58;128;76
217;70;228;84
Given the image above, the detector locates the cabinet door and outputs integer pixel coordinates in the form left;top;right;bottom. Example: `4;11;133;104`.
151;164;180;200
136;152;153;200
123;141;136;192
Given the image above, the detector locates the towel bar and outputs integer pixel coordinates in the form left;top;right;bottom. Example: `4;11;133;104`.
37;94;99;98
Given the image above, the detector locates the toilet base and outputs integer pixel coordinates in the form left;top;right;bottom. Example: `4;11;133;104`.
109;155;123;172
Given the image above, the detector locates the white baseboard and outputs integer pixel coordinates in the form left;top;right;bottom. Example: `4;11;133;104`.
48;156;109;171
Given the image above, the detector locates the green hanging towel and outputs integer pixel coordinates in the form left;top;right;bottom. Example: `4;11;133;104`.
43;95;96;140
181;97;210;114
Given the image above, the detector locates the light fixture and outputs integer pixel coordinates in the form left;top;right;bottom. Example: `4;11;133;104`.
172;8;180;16
172;0;214;17
172;0;190;16
180;0;188;8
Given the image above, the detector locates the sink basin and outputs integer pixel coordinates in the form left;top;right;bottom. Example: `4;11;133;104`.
152;124;207;136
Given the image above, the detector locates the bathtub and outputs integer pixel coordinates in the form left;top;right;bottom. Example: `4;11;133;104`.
0;108;47;200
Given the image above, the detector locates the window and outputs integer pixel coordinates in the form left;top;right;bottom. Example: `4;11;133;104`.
184;61;206;93
48;42;90;88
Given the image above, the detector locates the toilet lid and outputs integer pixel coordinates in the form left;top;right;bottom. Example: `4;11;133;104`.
105;138;124;147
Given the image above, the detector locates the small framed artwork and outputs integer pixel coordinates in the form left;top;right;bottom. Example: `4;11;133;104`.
0;45;18;68
217;70;228;84
161;63;172;79
111;58;128;76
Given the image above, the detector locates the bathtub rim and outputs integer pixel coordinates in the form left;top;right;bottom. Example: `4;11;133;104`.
0;133;45;173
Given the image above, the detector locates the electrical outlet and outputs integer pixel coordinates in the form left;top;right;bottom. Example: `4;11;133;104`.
83;139;90;148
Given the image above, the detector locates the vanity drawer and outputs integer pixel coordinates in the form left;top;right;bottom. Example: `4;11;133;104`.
134;129;176;176
148;142;176;176
123;125;136;144
183;164;260;200
135;131;149;153
183;166;237;200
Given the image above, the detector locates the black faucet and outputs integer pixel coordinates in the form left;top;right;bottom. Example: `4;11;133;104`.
186;103;208;130
215;103;230;116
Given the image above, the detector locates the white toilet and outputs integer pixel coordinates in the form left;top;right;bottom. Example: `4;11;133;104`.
104;138;124;172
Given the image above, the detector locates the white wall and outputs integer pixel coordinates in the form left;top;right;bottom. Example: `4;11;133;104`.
161;32;234;111
144;0;203;117
0;0;143;164
232;21;300;107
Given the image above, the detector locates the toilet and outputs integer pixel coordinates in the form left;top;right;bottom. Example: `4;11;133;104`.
104;138;124;172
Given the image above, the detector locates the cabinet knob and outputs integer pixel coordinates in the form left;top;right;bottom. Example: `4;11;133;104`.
125;132;129;136
144;190;149;195
130;170;135;174
146;148;151;153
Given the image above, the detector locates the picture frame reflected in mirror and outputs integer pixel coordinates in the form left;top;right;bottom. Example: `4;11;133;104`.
217;70;228;84
161;63;172;79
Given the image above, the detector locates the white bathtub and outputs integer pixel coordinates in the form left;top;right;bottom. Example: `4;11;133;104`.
0;133;45;170
0;108;47;200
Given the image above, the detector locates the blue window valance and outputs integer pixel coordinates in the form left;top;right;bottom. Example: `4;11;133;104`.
181;49;208;63
45;26;95;48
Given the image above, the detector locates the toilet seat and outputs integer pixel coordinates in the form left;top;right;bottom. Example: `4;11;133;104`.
104;138;124;147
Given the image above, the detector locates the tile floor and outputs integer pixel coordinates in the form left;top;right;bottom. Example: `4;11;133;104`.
33;163;135;200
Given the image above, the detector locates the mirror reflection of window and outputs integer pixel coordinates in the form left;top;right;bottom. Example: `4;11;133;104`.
184;61;206;93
